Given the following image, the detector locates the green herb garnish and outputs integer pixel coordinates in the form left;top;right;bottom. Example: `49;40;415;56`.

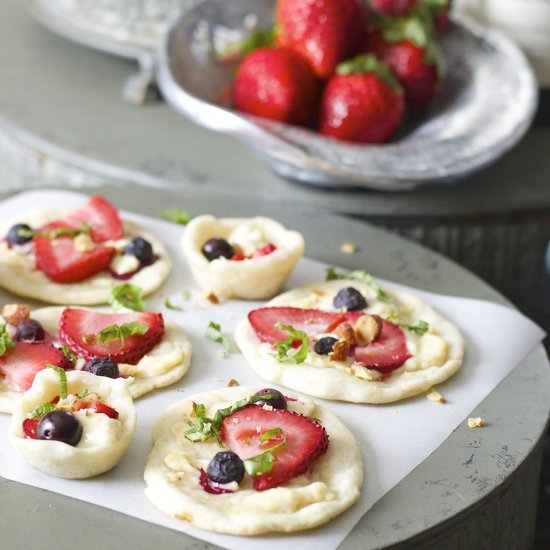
60;345;76;364
110;284;146;312
205;321;231;353
402;320;430;336
77;388;89;399
27;402;57;420
326;267;400;320
96;321;149;344
18;222;91;240
270;323;308;364
164;296;183;311
0;324;15;358
244;427;286;476
47;364;68;399
182;290;191;301
162;209;192;225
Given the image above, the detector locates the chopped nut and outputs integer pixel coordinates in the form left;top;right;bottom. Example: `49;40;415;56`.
262;404;274;411
351;363;382;380
189;401;198;418
2;303;30;325
73;233;95;252
313;289;326;296
426;389;447;404
218;350;229;359
232;417;239;424
354;314;382;346
82;334;96;344
468;417;485;428
329;339;350;362
203;291;219;304
166;471;185;483
227;378;239;387
256;426;262;434
340;242;357;254
334;323;356;345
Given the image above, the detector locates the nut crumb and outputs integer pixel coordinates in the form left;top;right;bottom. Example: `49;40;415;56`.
218;350;229;359
334;322;356;345
340;242;357;254
354;314;382;346
262;404;274;411
203;291;219;304
329;339;350;362
227;378;239;387
426;389;447;404
231;418;239;424
2;303;30;325
73;233;95;252
313;289;326;296
189;401;198;418
468;417;485;428
256;426;262;434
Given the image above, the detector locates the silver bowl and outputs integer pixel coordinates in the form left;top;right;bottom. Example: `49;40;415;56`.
157;0;538;190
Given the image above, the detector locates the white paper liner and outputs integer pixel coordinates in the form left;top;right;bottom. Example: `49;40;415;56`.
0;190;545;550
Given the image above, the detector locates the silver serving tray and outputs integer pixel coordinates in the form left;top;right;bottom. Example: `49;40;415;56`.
156;0;538;190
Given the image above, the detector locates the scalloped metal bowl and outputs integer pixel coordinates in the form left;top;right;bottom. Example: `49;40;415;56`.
157;0;538;190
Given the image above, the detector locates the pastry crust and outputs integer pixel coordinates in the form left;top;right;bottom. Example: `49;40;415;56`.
235;280;465;404
0;208;172;305
0;307;192;413
144;386;363;535
9;369;136;478
181;215;304;300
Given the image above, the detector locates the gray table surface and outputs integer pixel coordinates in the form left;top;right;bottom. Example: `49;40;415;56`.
0;186;549;550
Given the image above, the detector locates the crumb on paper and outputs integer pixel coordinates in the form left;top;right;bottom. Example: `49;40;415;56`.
313;289;326;296
468;417;485;428
211;377;224;383
2;303;30;325
426;389;447;404
340;242;357;254
227;378;239;387
204;291;219;304
218;350;229;359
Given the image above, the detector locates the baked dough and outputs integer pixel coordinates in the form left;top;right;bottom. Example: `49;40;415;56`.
0;207;172;305
144;386;363;535
181;215;304;300
0;306;192;413
9;369;136;478
235;280;465;403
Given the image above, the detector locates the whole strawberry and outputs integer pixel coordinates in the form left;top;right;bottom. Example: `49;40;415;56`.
319;54;404;144
233;47;319;126
369;0;419;17
364;19;445;112
276;0;369;80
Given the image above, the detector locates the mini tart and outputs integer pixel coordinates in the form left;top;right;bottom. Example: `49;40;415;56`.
181;215;304;300
9;369;136;479
144;386;363;535
235;280;465;404
0;208;172;305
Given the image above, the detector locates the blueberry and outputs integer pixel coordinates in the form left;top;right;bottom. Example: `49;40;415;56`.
333;287;367;311
83;357;119;378
314;336;338;355
124;237;154;264
253;388;287;410
7;224;33;246
15;319;45;342
37;410;82;446
201;238;234;261
207;451;245;484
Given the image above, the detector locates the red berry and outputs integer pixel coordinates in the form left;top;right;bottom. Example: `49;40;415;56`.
23;418;40;439
73;399;119;419
34;236;116;284
276;0;369;79
369;0;419;17
59;308;164;365
248;307;363;345
234;47;320;126
0;342;69;392
220;405;329;490
42;196;123;243
251;243;277;258
353;319;411;372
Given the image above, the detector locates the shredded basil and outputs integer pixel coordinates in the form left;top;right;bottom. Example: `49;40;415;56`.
0;324;15;358
27;402;57;420
162;209;192;225
244;427;286;476
96;321;149;344
182;290;191;301
270;323;308;364
47;364;68;399
402;320;430;336
110;284;146;312
205;321;230;353
164;296;183;311
60;345;76;364
20;222;91;240
326;267;400;321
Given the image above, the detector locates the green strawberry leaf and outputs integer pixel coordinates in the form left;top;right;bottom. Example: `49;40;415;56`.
336;54;400;90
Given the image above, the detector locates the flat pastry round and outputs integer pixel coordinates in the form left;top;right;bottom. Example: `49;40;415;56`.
0;208;172;305
235;279;465;403
181;215;304;300
0;306;192;413
10;369;137;478
144;386;363;535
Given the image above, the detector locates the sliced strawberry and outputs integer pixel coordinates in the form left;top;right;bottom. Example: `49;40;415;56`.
248;307;363;346
42;196;123;243
59;308;164;365
251;243;277;258
220;405;329;491
34;236;115;284
73;399;119;419
0;342;69;392
23;418;39;439
354;319;411;373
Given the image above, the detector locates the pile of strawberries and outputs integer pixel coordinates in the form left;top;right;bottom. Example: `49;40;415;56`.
232;0;451;144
